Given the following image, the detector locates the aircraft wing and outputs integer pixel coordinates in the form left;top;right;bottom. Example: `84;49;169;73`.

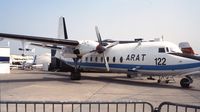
30;43;63;50
0;33;79;46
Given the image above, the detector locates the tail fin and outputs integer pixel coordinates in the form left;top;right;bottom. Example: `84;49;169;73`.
179;42;195;55
58;16;68;39
52;17;69;57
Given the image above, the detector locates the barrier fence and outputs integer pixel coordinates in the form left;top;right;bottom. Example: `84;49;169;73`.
0;101;153;112
156;102;200;112
0;101;199;112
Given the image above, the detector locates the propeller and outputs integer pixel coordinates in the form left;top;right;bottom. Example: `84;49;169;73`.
94;26;118;71
103;52;110;71
95;26;105;53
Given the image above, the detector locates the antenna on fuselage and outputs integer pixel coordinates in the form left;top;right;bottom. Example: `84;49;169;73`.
161;35;164;41
135;38;143;46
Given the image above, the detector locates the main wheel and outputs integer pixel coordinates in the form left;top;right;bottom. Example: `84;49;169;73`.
71;71;81;80
127;74;132;78
180;78;190;88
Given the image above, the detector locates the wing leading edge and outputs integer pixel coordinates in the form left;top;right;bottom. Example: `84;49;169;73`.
0;33;79;46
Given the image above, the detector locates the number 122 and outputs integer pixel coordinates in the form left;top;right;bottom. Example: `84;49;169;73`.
155;58;166;65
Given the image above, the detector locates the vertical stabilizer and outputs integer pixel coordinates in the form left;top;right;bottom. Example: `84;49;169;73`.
58;16;68;39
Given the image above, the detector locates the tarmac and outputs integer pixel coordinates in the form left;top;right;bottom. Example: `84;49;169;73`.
0;70;200;106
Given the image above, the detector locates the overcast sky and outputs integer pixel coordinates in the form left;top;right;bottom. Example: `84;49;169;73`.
0;0;199;54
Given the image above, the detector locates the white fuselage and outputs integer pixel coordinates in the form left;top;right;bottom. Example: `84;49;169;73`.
61;41;200;76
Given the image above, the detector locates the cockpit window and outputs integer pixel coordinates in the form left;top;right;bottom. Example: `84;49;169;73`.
166;47;169;52
158;48;165;53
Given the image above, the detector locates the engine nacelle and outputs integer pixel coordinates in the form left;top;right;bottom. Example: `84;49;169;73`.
74;40;99;56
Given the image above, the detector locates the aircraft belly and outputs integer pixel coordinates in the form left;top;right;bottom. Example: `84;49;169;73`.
64;60;200;76
81;67;127;73
138;66;200;76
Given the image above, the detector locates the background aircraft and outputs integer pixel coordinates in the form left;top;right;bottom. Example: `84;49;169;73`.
0;17;200;88
10;55;37;70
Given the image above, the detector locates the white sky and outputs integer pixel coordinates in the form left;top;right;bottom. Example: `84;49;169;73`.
0;0;199;54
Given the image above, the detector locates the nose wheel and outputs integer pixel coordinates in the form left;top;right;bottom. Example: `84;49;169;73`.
180;76;193;88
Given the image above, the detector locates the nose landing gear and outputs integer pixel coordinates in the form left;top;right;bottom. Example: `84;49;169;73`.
180;76;193;88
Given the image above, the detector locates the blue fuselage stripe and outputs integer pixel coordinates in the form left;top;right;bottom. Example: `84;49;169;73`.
0;57;10;62
66;61;200;71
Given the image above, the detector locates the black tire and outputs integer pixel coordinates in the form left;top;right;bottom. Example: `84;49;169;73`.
186;75;193;83
127;74;131;78
71;71;81;80
157;80;161;83
180;78;190;88
165;80;169;83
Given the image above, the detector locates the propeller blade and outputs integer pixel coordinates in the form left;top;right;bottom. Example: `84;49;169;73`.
95;26;102;45
105;41;119;49
103;52;110;71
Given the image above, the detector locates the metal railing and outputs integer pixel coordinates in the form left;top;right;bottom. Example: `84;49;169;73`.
0;101;154;112
155;102;200;112
1;101;200;112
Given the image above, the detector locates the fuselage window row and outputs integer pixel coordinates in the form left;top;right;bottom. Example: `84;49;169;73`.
85;56;120;63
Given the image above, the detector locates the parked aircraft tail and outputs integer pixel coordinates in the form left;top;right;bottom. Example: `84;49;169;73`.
179;42;195;55
58;16;68;39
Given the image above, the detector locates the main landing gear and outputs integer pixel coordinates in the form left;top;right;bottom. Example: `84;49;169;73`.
180;75;193;88
157;76;175;84
70;58;81;80
71;70;81;80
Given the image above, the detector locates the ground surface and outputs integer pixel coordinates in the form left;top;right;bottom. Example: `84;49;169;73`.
0;70;200;107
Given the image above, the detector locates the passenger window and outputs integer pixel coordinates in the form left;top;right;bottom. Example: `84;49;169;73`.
90;57;93;62
95;57;98;62
158;48;165;53
113;57;116;63
85;57;88;62
101;57;103;62
120;57;123;63
107;57;109;62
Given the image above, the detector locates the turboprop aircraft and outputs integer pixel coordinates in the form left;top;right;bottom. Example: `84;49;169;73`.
0;17;200;88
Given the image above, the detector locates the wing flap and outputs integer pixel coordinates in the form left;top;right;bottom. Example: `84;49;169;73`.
30;43;62;50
